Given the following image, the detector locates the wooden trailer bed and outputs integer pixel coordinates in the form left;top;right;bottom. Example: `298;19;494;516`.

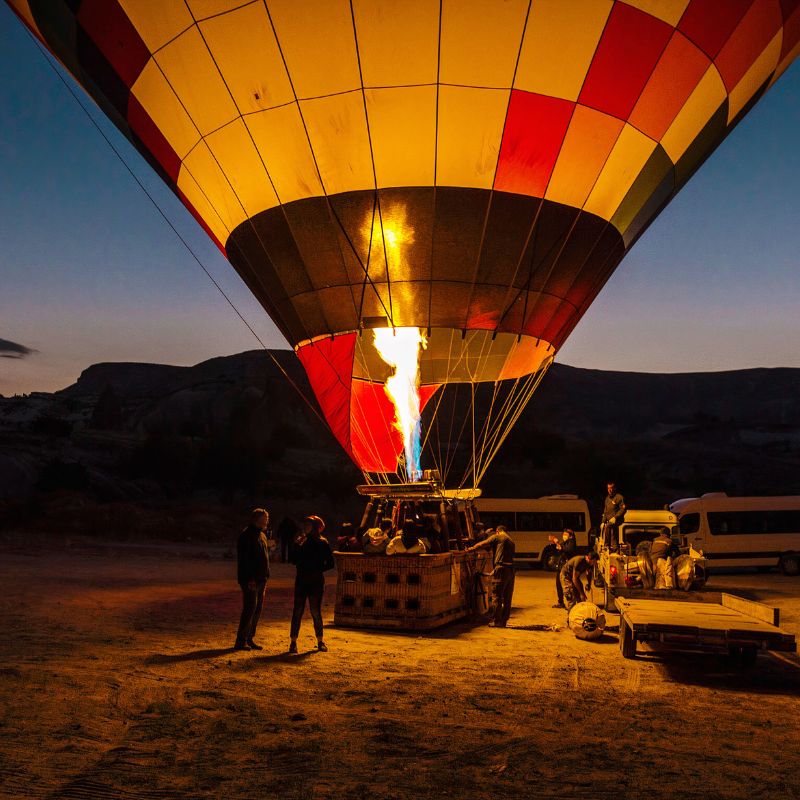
616;592;797;662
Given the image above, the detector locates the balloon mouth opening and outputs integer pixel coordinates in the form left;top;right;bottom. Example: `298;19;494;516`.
372;327;427;482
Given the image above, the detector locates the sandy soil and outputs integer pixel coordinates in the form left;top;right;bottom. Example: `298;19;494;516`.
0;537;798;800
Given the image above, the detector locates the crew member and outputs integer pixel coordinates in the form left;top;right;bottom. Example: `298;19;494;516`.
386;527;427;555
465;526;516;628
649;527;679;562
602;481;626;551
234;508;271;651
550;528;577;608
559;552;599;614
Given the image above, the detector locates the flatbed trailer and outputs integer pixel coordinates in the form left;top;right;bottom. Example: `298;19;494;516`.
617;592;797;662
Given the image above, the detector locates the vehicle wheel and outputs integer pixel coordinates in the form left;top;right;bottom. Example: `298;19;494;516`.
740;647;758;668
594;571;606;588
619;617;636;659
541;546;560;572
779;553;800;576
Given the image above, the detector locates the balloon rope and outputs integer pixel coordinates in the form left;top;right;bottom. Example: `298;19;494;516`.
26;32;330;431
474;358;552;486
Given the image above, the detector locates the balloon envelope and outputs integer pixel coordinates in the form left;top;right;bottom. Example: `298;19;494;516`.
8;0;799;476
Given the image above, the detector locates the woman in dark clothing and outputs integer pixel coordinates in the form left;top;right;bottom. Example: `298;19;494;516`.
289;515;334;653
551;528;577;608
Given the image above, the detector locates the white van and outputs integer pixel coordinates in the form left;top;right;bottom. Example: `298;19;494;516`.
670;493;800;575
474;495;591;570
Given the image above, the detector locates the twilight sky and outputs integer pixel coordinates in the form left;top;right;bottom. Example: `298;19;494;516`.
0;5;798;397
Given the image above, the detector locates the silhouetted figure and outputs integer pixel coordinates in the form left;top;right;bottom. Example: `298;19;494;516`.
289;515;334;653
234;508;270;651
602;481;626;551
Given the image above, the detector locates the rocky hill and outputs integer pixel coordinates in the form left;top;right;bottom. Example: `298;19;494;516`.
1;350;799;539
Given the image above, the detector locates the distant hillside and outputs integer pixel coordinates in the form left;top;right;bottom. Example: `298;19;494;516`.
1;351;799;537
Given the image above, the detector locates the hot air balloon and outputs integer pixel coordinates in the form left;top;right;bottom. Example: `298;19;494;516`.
7;0;799;488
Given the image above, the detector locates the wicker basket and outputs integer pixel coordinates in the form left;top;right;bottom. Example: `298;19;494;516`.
334;551;486;630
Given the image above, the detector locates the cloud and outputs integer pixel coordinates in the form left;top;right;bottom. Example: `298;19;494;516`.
0;338;37;359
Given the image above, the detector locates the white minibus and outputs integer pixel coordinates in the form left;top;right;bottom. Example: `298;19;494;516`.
474;495;592;570
669;493;800;575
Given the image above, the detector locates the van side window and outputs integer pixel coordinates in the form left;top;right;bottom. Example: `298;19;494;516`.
679;513;700;535
708;510;800;535
480;512;516;530
516;511;585;531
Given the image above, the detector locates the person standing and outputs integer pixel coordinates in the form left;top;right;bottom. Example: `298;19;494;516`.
234;508;271;651
289;515;334;653
559;552;599;615
465;526;516;628
602;481;626;551
550;528;577;608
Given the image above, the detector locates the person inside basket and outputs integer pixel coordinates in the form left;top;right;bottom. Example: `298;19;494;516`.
362;526;389;554
386;526;428;555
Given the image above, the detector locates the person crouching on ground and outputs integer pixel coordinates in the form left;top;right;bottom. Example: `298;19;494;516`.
551;528;577;608
289;515;334;653
465;525;516;628
559;552;599;617
234;507;271;651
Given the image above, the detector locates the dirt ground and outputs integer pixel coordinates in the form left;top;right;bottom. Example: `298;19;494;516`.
0;537;798;800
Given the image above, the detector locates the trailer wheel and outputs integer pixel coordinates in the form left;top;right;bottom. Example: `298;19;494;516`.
740;648;758;668
779;553;800;576
619;618;636;659
728;646;758;668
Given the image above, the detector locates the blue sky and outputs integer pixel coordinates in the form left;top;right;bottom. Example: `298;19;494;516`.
0;4;798;395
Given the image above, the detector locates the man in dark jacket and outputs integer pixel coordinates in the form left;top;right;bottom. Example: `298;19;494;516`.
234;508;271;651
601;481;626;551
289;515;334;653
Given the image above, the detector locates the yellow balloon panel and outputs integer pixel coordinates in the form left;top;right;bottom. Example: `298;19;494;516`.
546;105;624;208
436;86;508;189
267;0;360;98
516;0;612;101
300;91;374;196
132;59;200;160
205;119;279;218
620;0;689;27
176;160;229;244
185;0;249;18
156;26;238;136
180;141;247;236
439;0;528;88
366;86;436;189
247;105;323;205
119;0;192;52
199;2;295;112
584;124;656;221
660;66;726;163
352;0;439;87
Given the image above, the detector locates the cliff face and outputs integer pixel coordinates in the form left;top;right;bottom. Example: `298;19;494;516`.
1;351;799;534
